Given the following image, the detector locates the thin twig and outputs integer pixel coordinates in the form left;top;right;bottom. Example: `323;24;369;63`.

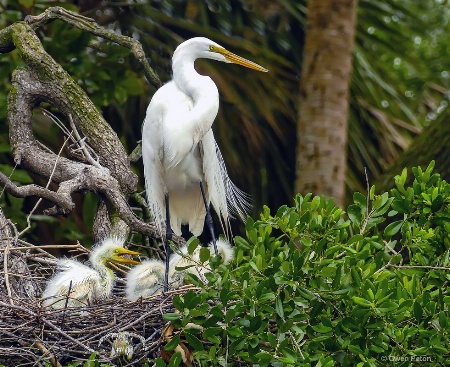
2;222;13;305
68;114;106;170
19;133;73;237
360;167;371;234
34;341;62;367
1;244;88;251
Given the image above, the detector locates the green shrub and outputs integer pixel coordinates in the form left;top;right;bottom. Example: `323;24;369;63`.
160;161;450;366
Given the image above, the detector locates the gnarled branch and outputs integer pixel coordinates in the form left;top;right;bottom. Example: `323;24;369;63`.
0;17;184;245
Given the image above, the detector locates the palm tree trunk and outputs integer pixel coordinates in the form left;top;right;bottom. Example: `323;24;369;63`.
295;0;358;206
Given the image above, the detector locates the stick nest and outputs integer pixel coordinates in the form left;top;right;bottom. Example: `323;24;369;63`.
0;235;187;366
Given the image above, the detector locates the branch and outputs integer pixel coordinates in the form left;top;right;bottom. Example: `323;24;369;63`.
5;23;137;196
24;6;162;89
0;14;185;247
0;173;74;214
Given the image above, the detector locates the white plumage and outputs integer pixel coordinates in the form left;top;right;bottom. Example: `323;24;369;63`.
125;259;165;301
142;37;267;238
169;238;234;288
42;237;139;309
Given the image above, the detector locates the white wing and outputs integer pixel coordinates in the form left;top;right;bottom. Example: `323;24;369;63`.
142;87;167;237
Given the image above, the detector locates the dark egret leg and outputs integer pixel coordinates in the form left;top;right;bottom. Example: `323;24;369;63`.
164;193;172;292
199;181;218;255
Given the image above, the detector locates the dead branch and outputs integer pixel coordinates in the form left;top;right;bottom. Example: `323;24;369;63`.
0;172;75;213
24;6;161;89
0;20;184;245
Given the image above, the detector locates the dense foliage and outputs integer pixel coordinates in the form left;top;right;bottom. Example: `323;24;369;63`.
158;161;449;366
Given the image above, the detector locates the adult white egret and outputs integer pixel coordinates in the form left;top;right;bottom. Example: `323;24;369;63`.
125;259;165;301
42;237;140;309
169;238;234;288
142;37;268;291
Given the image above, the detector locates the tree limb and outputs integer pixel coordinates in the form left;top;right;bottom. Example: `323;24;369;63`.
24;6;162;89
0;173;75;214
0;19;184;246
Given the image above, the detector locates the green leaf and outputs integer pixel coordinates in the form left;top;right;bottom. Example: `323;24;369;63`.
234;236;252;250
155;358;167;367
168;352;182;367
255;351;273;362
163;313;180;321
164;335;181;351
431;195;443;212
353;192;367;208
229;338;246;354
348;344;363;354
281;346;297;362
413;301;422;322
352;296;372;307
83;352;97;367
172;295;184;311
203;327;223;338
311;324;332;333
347;204;362;226
369;185;376;200
275;297;284;318
259;292;276;302
348;234;364;245
185;332;204;351
372;192;389;210
199;247;210;263
186;236;200;254
384;220;403;238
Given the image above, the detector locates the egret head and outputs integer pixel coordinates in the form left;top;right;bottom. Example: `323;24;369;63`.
90;237;140;268
173;37;268;73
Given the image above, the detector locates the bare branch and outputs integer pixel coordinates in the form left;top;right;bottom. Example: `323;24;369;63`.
24;6;162;89
6;23;137;196
0;172;75;214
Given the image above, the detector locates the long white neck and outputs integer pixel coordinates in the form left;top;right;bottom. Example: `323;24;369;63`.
172;48;219;136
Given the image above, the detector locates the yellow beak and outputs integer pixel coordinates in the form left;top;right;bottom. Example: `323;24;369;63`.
111;248;141;265
216;47;268;72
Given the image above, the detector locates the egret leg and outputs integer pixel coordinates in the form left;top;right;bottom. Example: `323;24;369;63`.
164;193;172;292
199;181;218;255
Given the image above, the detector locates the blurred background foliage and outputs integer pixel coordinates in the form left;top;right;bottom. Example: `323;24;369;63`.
1;0;449;245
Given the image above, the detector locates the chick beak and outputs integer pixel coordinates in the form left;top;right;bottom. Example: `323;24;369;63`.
111;248;141;265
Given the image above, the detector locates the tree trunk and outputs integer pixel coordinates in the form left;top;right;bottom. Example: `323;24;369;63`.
295;0;358;206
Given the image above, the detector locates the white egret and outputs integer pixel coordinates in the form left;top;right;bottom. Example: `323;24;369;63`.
42;237;140;309
142;37;268;290
169;238;234;288
125;259;165;301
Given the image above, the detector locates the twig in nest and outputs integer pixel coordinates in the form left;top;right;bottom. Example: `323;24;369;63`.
34;341;62;367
